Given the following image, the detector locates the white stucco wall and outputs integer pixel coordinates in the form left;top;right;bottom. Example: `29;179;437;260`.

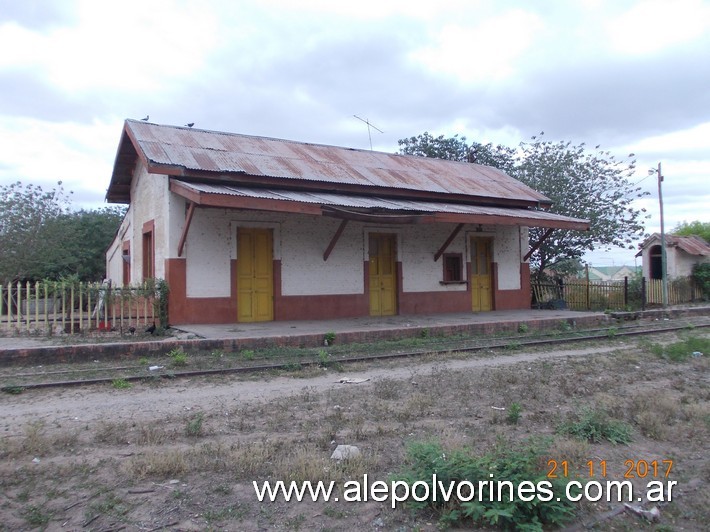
280;216;362;296
184;208;233;298
129;163;170;281
399;224;468;293
105;209;131;284
174;202;527;298
494;225;523;290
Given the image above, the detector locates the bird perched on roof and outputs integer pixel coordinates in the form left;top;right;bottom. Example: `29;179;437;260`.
141;115;149;121
185;122;194;128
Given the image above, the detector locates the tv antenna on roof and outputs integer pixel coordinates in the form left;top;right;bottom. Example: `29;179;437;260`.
353;115;383;150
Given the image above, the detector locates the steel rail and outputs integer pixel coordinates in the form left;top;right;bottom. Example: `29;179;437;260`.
3;321;708;391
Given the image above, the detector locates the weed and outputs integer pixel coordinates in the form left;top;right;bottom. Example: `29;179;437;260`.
317;349;330;367
606;326;618;338
138;357;149;365
649;336;710;362
126;449;188;478
112;378;132;389
419;328;430;338
285;513;306;530
241;349;255;361
23;421;49;456
186;412;204;437
394;439;575;529
205;505;246;523
213;484;232;495
169;348;188;367
91;493;129;517
324;331;336;345
517;323;529;334
21;505;51;527
557;407;633;445
558;320;573;333
507;402;522;424
1;385;25;395
211;349;225;359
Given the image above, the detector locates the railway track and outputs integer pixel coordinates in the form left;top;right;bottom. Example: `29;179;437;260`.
2;317;709;392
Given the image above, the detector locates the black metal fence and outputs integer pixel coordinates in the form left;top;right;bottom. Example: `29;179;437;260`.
532;276;704;311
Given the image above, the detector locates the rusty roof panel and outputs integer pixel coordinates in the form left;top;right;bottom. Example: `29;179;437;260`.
176;181;586;227
638;233;710;256
112;120;552;205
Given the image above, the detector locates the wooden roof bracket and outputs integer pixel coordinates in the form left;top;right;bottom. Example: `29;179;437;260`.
524;227;554;262
323;220;348;261
434;223;464;262
177;201;197;257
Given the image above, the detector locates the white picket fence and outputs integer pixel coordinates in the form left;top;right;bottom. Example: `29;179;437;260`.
0;281;156;335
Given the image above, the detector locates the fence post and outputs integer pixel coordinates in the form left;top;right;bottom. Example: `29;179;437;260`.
585;265;591;310
641;276;646;311
623;277;628;309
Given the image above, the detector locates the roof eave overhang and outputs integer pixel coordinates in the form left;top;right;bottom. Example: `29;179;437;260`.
169;180;589;231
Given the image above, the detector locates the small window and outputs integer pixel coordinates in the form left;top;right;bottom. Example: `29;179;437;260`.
443;253;463;282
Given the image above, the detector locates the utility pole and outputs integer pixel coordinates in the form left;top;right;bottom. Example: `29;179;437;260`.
657;162;668;306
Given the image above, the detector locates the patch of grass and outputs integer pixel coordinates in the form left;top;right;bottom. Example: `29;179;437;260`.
186;412;204;437
1;385;25;395
21;505;52;527
112;378;132;389
204;504;246;523
649;336;710;362
126;449;188;478
90;493;129;518
241;349;255;360
557;406;633;445
517;323;529;334
394;439;575;530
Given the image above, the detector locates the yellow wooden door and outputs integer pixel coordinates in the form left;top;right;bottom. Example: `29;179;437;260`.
471;237;493;312
368;233;397;316
237;228;274;322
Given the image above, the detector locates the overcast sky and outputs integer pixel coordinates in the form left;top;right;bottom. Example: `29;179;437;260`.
1;0;708;267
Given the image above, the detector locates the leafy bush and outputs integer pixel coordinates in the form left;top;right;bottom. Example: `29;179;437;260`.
692;263;710;299
394;439;575;530
557;407;632;445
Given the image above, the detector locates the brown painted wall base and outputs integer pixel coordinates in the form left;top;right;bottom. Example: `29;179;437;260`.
165;258;533;324
398;290;471;314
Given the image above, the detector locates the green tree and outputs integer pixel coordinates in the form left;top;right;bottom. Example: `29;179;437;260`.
0;181;72;283
672;220;710;243
398;133;649;280
38;207;126;281
514;136;648;279
0;181;125;283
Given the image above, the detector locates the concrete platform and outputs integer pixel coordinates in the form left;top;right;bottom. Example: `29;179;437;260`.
0;309;607;366
174;309;606;341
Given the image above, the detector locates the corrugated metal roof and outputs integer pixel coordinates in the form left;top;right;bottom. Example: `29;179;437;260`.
639;233;710;256
175;180;588;228
112;120;551;206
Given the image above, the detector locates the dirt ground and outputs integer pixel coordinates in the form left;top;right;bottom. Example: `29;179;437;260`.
1;331;708;531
